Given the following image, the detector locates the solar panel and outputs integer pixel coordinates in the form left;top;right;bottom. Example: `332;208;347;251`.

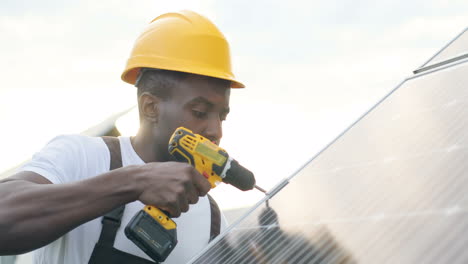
189;39;468;263
415;27;468;74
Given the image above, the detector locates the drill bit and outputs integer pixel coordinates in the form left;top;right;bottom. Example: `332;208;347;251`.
254;184;267;194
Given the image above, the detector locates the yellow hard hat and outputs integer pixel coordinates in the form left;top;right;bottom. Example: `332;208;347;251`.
122;10;244;88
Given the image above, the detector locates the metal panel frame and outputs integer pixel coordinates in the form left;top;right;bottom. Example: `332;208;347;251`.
414;27;468;74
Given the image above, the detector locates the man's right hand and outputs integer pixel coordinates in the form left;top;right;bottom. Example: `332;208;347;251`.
134;162;211;217
0;161;210;254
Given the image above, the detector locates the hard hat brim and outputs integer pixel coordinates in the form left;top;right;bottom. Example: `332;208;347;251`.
122;64;245;88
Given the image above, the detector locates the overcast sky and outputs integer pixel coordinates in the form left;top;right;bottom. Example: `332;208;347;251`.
1;0;467;209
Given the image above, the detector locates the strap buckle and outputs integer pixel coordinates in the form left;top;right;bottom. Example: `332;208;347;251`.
102;205;125;225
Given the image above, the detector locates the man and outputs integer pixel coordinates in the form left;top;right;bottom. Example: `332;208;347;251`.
0;10;245;263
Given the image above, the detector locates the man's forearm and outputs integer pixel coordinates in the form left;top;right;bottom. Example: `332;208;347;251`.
0;165;142;255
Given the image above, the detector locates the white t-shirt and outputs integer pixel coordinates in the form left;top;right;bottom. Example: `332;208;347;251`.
20;135;226;264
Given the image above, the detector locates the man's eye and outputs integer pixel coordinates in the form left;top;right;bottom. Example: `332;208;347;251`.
192;110;207;119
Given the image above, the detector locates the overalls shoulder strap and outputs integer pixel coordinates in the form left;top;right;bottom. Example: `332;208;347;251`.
88;136;222;264
88;136;156;264
207;194;221;241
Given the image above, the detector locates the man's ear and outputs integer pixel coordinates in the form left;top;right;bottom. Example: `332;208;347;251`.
138;92;160;123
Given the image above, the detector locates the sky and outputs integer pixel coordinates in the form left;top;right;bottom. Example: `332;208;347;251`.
1;0;467;210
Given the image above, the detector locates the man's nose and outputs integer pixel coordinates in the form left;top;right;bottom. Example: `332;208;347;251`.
203;115;223;144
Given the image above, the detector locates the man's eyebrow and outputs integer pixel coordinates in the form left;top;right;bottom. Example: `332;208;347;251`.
186;96;230;113
186;96;214;108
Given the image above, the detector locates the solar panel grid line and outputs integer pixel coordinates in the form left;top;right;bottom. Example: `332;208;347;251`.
328;164;402;221
316;245;353;264
378;216;443;263
278;235;318;264
204;230;255;264
266;205;468;229
457;178;468;207
244;228;292;264
345;221;394;263
290;230;344;264
424;216;468;264
291;240;332;264
347;204;436;262
292;224;353;263
249;225;295;260
190;230;233;262
189;188;282;263
306;139;465;180
417;216;468;264
329;249;356;264
424;175;464;214
308;234;353;264
263;228;330;264
266;146;464;256
340;165;392;217
409;219;458;264
231;222;289;232
220;233;270;263
430;154;468;207
340;218;394;262
198;241;227;263
353;223;401;263
241;235;270;264
405;161;449;212
315;180;381;226
321;163;385;211
198;206;282;264
232;240;258;264
342;211;410;262
221;210;342;263
219;230;268;263
227;208;294;264
242;239;266;264
445;222;468;264
260;226;324;264
203;236;236;264
209;230;248;263
437;176;468;211
312;146;468;191
369;199;468;263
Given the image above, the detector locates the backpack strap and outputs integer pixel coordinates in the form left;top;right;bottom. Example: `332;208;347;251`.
207;194;221;241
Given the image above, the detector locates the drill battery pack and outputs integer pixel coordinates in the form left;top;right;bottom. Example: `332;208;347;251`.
125;208;178;262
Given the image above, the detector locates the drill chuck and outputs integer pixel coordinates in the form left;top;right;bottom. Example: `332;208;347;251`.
223;159;256;191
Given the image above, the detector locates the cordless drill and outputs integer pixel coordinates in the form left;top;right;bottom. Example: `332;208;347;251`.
125;127;259;262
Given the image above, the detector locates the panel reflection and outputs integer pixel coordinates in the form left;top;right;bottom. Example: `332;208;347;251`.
194;202;355;264
191;57;468;263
